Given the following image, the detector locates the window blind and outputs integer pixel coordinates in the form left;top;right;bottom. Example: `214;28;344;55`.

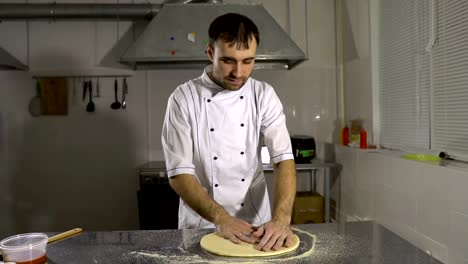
379;0;431;150
432;0;468;157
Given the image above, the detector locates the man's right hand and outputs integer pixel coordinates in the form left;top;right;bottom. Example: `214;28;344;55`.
169;174;258;245
215;214;258;245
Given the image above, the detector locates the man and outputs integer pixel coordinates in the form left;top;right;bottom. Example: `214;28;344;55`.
161;13;297;252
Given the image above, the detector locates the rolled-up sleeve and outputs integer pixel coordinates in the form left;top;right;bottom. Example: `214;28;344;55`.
260;85;294;164
161;88;196;177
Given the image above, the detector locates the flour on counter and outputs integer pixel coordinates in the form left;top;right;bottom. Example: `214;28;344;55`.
128;228;316;264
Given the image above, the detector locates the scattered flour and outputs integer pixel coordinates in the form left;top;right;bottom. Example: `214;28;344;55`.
128;228;316;264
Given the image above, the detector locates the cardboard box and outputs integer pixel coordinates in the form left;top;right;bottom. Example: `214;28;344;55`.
292;192;324;224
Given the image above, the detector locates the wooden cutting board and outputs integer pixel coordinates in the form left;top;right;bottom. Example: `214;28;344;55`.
39;78;68;115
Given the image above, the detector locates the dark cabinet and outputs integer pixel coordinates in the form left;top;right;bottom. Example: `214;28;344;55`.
137;184;179;230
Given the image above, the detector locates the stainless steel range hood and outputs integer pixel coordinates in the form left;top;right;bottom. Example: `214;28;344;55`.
120;3;306;70
0;46;28;71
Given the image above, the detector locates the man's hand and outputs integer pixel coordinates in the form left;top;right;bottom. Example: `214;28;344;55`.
252;219;295;251
251;159;296;251
215;214;258;245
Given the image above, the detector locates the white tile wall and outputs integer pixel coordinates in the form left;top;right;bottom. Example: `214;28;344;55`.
364;151;382;220
448;169;468;215
30;22;94;68
336;146;468;264
397;226;448;263
416;165;449;245
448;211;468;264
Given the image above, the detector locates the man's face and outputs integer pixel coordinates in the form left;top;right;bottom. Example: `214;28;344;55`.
206;37;257;91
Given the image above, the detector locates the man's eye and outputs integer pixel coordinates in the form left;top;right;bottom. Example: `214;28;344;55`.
221;59;234;64
243;60;253;64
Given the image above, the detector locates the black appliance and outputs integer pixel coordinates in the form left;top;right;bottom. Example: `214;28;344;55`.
290;135;316;164
137;161;179;230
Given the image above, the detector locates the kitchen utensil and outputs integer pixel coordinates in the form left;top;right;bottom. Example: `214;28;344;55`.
28;79;42;117
122;77;127;109
40;78;68;115
47;228;83;244
111;79;121;109
82;79;87;102
402;153;440;162
86;81;95;113
72;78;76;97
439;151;455;160
95;78;100;98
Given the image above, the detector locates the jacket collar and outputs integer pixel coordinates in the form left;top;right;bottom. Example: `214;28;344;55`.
201;64;250;97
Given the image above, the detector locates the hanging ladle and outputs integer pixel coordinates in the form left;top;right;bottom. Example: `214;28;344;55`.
122;77;127;109
111;79;121;109
95;77;101;98
28;79;42;117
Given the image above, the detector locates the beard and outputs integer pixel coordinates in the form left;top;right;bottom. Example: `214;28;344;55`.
220;74;248;91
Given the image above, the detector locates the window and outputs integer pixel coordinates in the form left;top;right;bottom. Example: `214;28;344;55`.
432;0;468;158
376;0;468;158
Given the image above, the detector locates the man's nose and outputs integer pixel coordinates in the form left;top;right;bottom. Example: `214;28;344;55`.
231;63;244;77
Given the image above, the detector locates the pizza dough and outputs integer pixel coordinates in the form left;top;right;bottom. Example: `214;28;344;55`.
200;233;300;257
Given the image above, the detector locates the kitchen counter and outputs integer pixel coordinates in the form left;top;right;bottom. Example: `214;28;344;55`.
45;221;442;264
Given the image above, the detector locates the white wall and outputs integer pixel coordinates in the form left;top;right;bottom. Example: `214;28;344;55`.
0;0;337;237
340;0;373;137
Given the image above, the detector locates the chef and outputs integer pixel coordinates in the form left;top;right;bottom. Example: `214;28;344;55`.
162;13;297;252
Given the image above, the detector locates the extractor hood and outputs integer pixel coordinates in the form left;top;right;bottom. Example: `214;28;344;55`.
0;46;28;71
120;3;306;70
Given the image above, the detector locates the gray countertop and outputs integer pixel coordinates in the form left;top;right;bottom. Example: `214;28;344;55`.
45;221;442;264
262;159;342;171
138;161;167;172
138;160;342;173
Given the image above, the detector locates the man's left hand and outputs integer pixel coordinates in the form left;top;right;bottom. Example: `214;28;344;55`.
251;220;295;251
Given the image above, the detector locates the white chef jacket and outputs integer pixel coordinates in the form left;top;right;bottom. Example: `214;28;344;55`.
161;65;294;229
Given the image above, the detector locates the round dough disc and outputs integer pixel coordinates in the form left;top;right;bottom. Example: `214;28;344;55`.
200;233;300;257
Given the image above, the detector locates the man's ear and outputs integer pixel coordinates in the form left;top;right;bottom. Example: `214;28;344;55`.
206;44;214;62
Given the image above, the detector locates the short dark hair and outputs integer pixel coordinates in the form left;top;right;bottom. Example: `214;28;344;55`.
208;13;260;49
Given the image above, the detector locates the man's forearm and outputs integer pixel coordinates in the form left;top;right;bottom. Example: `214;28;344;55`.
272;159;297;224
169;174;230;225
